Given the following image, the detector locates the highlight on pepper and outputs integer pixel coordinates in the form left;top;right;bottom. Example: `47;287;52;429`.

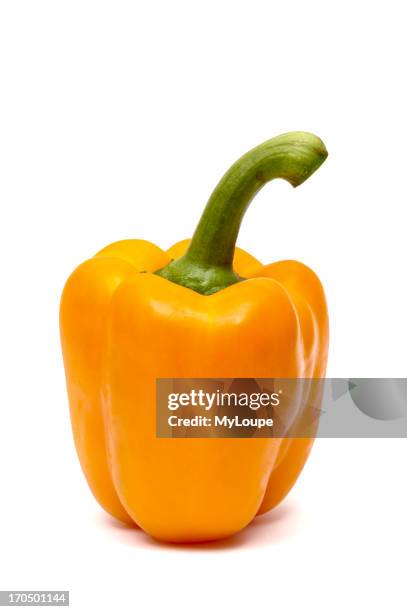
60;131;329;543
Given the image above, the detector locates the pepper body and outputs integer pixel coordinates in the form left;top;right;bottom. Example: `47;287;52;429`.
60;132;329;542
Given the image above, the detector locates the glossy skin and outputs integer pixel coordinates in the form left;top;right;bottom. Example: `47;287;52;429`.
60;238;328;542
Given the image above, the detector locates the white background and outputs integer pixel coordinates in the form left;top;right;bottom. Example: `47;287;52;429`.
1;1;406;610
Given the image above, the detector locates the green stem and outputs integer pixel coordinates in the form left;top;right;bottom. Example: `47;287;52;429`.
156;131;328;295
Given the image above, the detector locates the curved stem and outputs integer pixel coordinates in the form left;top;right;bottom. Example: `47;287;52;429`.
156;132;328;295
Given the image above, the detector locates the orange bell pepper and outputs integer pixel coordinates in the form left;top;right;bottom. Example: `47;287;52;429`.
60;132;328;542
